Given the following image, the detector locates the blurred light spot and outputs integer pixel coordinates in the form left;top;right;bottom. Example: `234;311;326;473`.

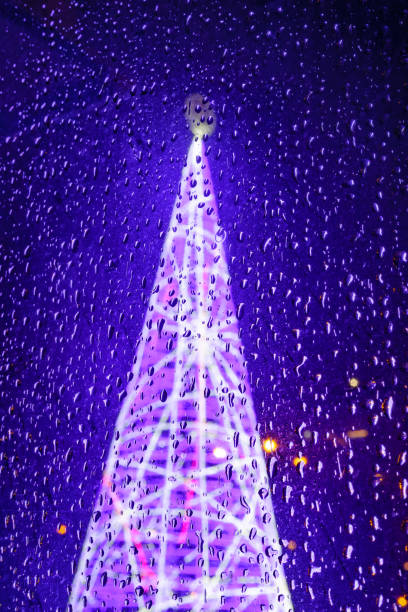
349;377;359;388
287;540;297;550
397;595;408;607
403;561;408;571
57;524;67;535
263;438;278;453
303;429;312;439
347;429;369;439
213;446;227;459
293;456;308;467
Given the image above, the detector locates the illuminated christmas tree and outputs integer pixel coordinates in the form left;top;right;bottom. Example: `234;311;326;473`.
68;95;293;611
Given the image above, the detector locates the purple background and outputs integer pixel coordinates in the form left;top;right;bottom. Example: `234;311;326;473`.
1;1;407;610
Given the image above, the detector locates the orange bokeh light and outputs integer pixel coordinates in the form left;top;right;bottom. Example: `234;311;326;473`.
293;456;308;467
57;524;67;535
263;438;278;453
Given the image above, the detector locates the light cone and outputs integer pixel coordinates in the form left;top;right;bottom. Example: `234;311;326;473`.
68;135;293;612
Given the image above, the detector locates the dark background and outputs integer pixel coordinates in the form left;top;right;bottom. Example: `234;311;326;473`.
1;0;407;610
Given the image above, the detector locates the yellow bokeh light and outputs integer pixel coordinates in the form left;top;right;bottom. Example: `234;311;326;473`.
293;456;308;467
287;540;297;550
213;446;227;459
57;524;67;535
403;561;408;571
397;595;408;607
347;429;369;439
349;377;359;388
263;438;278;453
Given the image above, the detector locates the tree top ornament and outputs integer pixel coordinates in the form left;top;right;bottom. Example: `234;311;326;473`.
184;93;216;138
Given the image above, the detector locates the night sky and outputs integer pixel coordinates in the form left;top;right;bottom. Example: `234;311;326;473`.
1;0;407;610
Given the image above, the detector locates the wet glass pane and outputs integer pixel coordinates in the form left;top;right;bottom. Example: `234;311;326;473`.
1;1;407;610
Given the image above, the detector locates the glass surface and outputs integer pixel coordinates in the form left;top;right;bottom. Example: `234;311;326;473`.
1;2;407;610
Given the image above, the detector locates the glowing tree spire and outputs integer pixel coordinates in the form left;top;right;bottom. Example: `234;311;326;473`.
68;95;293;611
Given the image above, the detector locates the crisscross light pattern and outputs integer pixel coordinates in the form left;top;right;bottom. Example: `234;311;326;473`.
68;137;293;611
